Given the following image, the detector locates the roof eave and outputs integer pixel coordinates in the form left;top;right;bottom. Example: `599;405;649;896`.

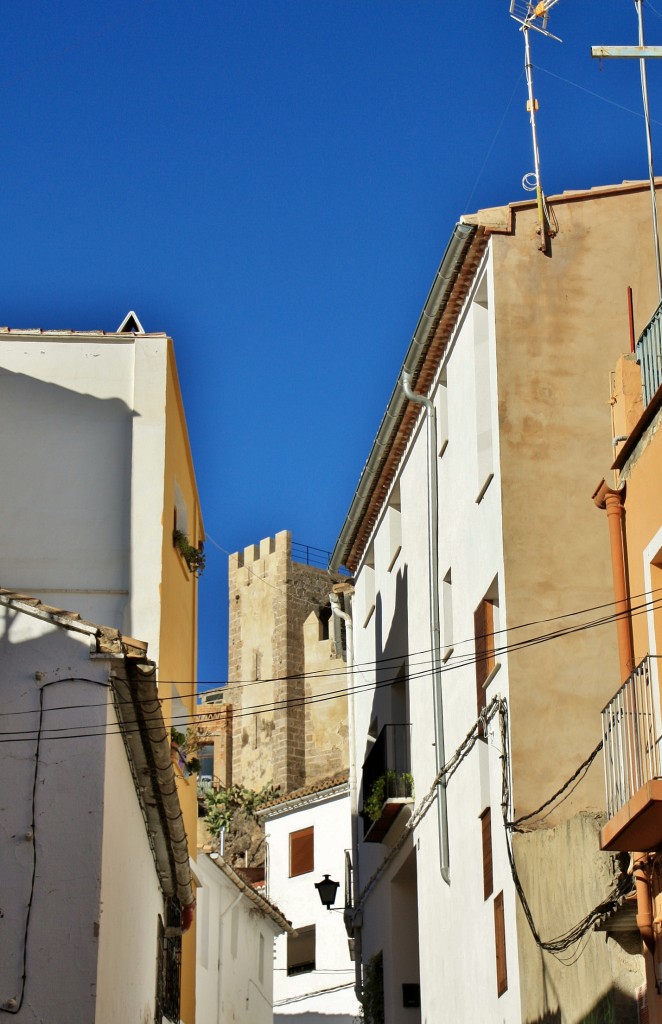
330;222;487;572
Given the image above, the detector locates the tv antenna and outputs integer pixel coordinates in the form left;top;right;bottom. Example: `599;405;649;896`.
592;4;662;303
509;0;562;253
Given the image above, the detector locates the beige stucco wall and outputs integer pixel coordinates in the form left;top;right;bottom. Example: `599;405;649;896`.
491;187;661;825
514;815;642;1024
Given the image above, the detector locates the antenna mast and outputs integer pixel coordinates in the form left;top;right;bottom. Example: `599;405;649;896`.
591;6;662;303
509;0;562;253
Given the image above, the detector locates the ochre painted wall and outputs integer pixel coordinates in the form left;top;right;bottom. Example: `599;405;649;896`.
491;187;661;824
160;339;204;1024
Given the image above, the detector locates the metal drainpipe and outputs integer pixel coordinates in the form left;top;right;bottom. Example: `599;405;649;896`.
401;370;450;884
329;592;363;1000
592;480;634;682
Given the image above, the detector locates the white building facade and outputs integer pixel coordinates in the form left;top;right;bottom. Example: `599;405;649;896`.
335;246;518;1024
0;591;194;1024
331;186;659;1023
195;852;290;1024
261;777;360;1024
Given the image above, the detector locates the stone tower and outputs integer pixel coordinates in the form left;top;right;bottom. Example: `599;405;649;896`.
228;530;348;793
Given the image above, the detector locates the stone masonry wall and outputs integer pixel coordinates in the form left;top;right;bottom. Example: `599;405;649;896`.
228;530;348;794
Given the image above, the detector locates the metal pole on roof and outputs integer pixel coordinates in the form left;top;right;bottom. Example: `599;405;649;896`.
509;1;562;254
636;0;662;303
591;4;662;303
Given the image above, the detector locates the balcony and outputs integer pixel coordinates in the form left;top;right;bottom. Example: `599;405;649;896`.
361;724;413;844
601;656;662;852
636;301;662;407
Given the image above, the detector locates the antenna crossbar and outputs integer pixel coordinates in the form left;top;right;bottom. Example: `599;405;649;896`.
509;0;561;40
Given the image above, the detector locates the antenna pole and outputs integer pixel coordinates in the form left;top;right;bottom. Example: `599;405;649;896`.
523;25;548;251
636;0;662;302
592;9;662;302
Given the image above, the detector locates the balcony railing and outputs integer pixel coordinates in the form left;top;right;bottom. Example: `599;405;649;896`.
602;656;661;819
361;724;412;841
636;301;662;407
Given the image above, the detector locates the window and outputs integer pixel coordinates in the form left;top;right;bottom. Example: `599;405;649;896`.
384;504;402;572
494;892;508;996
480;808;493;900
287;925;315;975
155;899;181;1024
437;370;449;458
473;273;494;499
474;597;496;716
173;480;188;535
258;932;265;984
360;564;376;628
290;826;314;877
442;569;454;660
318;604;332;640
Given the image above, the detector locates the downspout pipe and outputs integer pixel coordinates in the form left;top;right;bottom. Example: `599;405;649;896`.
592;480;634;682
633;852;655;955
401;369;450;884
330;591;363;1001
592;483;652;958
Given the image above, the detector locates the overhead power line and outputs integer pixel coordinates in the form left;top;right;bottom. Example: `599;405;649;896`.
1;591;660;742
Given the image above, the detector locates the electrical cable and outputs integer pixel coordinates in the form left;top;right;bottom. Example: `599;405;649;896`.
0;676;110;1015
352;696;634;964
3;584;660;719
1;591;660;743
498;703;633;960
535;62;662;126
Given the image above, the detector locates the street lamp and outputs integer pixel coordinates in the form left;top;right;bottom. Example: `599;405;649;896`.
314;874;340;911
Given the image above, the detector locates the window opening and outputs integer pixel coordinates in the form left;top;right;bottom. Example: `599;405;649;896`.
287;925;316;976
290;826;314;877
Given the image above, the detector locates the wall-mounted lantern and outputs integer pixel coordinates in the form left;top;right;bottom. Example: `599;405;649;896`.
314;874;340;911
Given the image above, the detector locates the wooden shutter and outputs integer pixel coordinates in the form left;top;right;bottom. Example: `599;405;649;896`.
480;808;493;900
494;891;508;997
289;826;314;877
475;598;495;714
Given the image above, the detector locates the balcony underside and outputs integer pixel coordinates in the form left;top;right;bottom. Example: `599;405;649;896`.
600;779;662;852
364;798;412;844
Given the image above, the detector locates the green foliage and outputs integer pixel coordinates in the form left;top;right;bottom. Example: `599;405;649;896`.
173;528;206;577
363;771;414;822
204;783;281;838
171;726;203;777
359;952;384;1024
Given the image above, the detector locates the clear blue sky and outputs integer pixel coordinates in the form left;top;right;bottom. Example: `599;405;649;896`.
3;0;661;682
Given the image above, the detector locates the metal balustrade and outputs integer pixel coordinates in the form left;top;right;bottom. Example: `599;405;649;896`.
361;723;412;819
636;301;662;407
602;656;661;818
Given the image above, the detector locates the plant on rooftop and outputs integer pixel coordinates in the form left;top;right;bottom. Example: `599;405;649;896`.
203;782;281;837
171;726;204;777
173;528;206;577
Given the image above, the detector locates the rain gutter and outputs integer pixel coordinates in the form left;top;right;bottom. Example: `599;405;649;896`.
330;222;476;573
112;662;195;910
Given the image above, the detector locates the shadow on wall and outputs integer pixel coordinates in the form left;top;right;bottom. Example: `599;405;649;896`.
358;564;409;774
0;368;134;633
527;987;638;1024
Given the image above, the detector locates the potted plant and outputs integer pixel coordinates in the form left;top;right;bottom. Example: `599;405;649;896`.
363;771;414;822
173;529;206;577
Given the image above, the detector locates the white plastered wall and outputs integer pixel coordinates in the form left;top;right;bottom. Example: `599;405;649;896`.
350;248;521;1022
195;853;280;1024
0;334;168;660
264;792;359;1023
95;712;165;1024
